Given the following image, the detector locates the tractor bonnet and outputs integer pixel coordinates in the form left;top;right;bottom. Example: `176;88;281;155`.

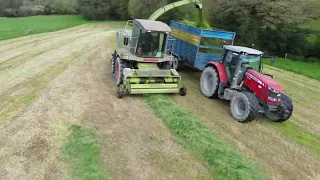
134;19;171;33
246;69;285;93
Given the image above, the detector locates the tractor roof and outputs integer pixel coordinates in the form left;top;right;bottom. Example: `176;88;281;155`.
134;19;171;33
224;45;263;55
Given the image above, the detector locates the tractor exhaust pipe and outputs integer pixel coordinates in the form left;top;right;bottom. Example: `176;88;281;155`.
230;56;243;89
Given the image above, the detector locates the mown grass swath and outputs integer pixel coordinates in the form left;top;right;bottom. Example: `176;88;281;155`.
0;15;88;40
145;95;265;180
62;125;107;180
263;58;320;80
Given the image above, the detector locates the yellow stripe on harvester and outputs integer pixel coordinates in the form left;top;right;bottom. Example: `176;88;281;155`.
171;29;200;46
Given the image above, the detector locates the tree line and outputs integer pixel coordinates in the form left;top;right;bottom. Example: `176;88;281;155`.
1;0;319;61
0;0;78;17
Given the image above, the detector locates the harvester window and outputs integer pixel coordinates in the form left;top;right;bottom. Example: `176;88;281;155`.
124;38;129;46
136;32;167;58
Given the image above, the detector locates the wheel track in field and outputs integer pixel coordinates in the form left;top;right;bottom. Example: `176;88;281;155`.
0;31;103;72
0;25;210;180
0;31;110;95
173;70;320;180
0;27;103;63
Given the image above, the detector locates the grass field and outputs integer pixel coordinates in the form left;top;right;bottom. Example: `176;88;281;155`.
0;17;320;180
0;15;88;40
263;58;320;80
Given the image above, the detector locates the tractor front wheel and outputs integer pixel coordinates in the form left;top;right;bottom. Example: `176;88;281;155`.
200;66;220;98
266;94;293;122
230;92;259;122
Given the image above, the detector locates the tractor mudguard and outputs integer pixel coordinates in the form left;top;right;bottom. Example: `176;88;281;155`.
207;61;227;83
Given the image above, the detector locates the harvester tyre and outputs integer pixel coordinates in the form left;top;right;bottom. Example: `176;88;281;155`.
179;87;187;96
200;66;219;98
117;86;125;98
115;57;125;86
230;92;259;123
266;94;293;122
110;53;116;73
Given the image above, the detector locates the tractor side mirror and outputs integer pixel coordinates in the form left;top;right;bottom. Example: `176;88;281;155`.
263;74;274;79
124;38;129;46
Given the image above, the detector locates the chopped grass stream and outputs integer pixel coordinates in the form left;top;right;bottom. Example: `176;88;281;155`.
145;94;265;180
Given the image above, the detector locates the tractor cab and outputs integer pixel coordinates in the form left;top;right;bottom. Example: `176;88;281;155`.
221;45;263;86
129;19;171;58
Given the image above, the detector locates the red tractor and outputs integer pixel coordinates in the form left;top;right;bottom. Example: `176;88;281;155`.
200;45;293;122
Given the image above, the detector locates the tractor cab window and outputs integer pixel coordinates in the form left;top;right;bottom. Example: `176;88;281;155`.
136;32;167;58
223;51;262;83
240;55;261;72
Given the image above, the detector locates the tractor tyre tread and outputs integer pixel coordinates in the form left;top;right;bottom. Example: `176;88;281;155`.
244;91;260;122
115;57;125;86
111;53;116;73
200;66;220;98
230;92;259;123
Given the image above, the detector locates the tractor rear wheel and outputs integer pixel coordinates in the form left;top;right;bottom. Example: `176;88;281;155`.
200;66;219;98
266;94;293;122
230;92;259;122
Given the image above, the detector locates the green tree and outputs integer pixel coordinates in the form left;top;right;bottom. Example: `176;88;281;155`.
51;0;76;14
128;0;166;19
30;0;54;14
203;0;315;56
77;0;129;20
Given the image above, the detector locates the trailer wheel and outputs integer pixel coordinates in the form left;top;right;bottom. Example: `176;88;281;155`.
266;94;293;122
230;92;259;122
115;57;125;86
200;66;219;98
172;56;184;70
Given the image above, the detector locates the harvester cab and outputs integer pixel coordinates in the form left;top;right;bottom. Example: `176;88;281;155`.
200;45;293;122
111;19;187;98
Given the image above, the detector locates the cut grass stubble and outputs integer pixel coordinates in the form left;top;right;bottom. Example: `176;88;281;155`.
145;95;265;180
0;52;82;125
